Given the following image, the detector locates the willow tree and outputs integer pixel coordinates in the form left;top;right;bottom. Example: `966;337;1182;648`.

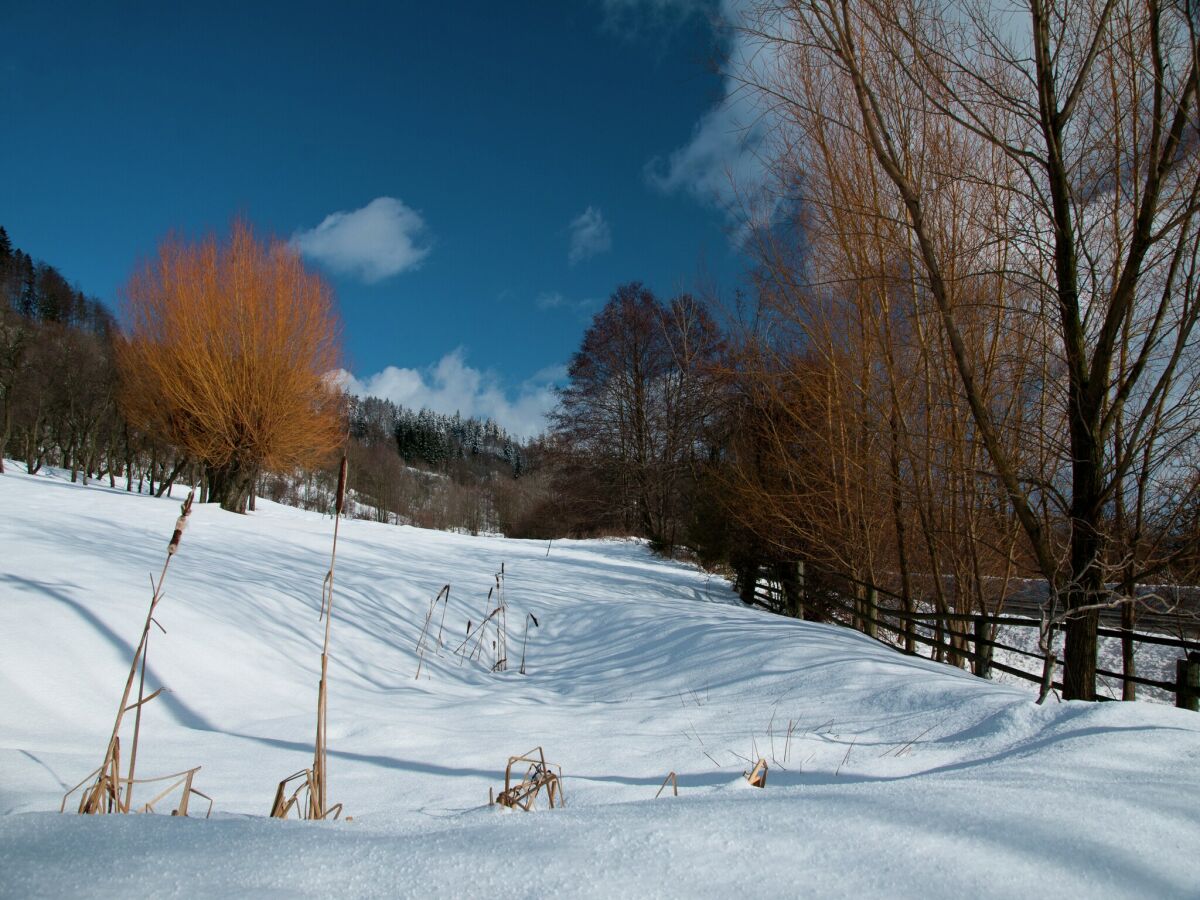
117;222;343;512
742;0;1200;699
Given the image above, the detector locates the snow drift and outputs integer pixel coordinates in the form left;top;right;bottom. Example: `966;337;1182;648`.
1;466;1198;898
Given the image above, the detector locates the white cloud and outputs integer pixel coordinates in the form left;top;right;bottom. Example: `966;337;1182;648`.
643;0;782;234
292;197;432;283
536;291;568;310
333;350;564;440
600;0;715;34
567;206;612;265
536;290;600;315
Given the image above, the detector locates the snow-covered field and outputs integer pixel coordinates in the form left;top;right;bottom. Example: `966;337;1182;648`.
2;465;1198;898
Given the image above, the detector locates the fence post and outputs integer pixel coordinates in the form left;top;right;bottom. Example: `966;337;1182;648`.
973;615;991;679
796;560;806;621
902;592;915;655
738;564;758;607
1176;652;1200;712
863;586;877;638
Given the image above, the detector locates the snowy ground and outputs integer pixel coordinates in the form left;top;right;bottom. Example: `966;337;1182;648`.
2;465;1198;898
989;623;1186;704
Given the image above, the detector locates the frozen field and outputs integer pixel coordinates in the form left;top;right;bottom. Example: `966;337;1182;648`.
1;466;1198;898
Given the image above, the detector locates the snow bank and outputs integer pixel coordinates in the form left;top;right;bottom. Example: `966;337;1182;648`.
1;465;1197;898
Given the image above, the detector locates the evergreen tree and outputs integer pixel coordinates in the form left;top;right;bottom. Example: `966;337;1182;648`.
18;254;36;319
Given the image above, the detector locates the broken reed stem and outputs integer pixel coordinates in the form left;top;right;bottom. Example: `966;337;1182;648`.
82;491;194;814
836;739;856;776
744;758;768;788
492;746;565;811
655;771;679;798
888;724;936;758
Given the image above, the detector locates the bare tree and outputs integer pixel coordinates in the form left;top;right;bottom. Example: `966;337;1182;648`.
552;283;725;550
739;0;1200;698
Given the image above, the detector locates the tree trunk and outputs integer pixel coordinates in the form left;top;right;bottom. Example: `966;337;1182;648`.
25;410;43;474
1062;431;1104;701
1121;598;1137;701
206;460;254;513
0;402;9;475
156;457;189;498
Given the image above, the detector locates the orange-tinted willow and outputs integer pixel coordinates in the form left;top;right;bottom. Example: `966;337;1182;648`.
117;221;343;511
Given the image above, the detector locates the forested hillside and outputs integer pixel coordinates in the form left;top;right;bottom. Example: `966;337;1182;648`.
0;224;546;535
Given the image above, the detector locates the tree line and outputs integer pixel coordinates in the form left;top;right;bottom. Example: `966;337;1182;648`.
0;223;544;534
0;225;122;481
542;1;1200;703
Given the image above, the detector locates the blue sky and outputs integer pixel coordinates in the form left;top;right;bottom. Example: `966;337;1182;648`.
2;0;768;436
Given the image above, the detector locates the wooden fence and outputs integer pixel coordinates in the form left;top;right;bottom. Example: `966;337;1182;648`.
750;565;1200;710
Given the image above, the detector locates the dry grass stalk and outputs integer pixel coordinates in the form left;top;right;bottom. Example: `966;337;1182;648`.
269;453;347;820
835;739;856;777
68;491;207;816
782;720;797;763
655;771;678;798
454;563;511;672
415;584;451;679
490;746;565;811
518;612;539;675
491;564;508;672
744;758;768;788
454;605;501;663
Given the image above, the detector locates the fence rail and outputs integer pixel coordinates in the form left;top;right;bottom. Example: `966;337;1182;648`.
750;565;1200;709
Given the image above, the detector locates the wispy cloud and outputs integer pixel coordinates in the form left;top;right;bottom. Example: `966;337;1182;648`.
333;349;564;440
536;291;568;310
642;0;782;235
600;0;716;35
567;206;612;265
535;291;599;314
293;197;432;283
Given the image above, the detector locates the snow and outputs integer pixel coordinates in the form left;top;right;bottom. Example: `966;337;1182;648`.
989;622;1186;704
2;463;1199;898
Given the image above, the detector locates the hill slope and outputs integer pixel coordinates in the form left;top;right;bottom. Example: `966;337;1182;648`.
1;467;1198;898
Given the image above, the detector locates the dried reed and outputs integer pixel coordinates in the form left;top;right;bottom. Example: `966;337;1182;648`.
269;453;347;820
415;584;451;679
655;771;678;798
68;491;208;816
490;746;565;811
744;758;768;788
454;563;511;673
518;612;539;675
